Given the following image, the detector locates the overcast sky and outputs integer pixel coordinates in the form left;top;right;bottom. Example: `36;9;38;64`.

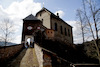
0;0;100;44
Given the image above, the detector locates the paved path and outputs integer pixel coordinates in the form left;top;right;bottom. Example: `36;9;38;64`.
20;48;39;67
7;48;39;67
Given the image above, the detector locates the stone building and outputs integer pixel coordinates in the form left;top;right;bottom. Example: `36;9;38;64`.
1;7;100;67
21;14;46;47
21;7;74;67
36;7;73;43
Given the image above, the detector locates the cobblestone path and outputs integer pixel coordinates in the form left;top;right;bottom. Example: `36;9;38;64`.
20;48;39;67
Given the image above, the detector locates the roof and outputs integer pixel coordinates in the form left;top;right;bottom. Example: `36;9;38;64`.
23;14;39;21
36;7;72;28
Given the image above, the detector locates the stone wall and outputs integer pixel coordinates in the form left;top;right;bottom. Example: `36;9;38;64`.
0;44;23;63
51;18;73;44
84;39;100;59
36;8;73;44
34;43;43;67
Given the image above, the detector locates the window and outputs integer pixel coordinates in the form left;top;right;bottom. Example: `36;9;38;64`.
65;28;67;36
42;19;43;21
60;26;63;34
54;23;57;31
40;13;41;16
42;19;43;23
68;29;70;37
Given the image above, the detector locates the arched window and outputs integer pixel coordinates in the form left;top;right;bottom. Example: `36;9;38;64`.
68;29;70;37
42;19;43;21
42;19;43;23
65;28;67;36
60;26;63;34
54;23;57;31
40;13;41;16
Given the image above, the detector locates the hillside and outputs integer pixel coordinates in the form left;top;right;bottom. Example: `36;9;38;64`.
0;41;17;47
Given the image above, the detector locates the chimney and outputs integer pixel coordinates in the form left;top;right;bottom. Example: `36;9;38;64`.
57;13;59;17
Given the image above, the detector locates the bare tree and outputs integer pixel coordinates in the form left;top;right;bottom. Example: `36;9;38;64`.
76;9;85;44
0;19;14;46
87;0;100;45
82;0;95;41
76;0;100;62
82;0;100;57
76;0;100;61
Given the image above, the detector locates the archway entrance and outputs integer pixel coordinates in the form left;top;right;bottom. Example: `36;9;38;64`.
25;35;34;48
27;38;31;47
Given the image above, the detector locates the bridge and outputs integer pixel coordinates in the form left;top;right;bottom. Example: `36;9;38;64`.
0;33;100;67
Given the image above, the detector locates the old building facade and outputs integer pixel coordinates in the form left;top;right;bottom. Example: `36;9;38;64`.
36;7;73;43
21;7;74;67
21;14;46;47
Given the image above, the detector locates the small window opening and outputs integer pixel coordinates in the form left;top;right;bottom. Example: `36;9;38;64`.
54;23;57;31
68;29;70;37
60;26;63;34
40;13;41;16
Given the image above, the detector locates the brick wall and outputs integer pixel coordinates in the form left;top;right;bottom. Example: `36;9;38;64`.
0;44;23;63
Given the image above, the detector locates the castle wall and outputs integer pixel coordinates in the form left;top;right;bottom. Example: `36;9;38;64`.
51;18;73;43
34;43;43;67
22;20;42;42
36;8;73;44
0;44;23;63
43;51;52;67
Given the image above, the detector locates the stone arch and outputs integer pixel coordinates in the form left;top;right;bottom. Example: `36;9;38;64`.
25;35;34;48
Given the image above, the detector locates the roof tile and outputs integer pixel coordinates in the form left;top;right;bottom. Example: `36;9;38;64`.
23;14;39;20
